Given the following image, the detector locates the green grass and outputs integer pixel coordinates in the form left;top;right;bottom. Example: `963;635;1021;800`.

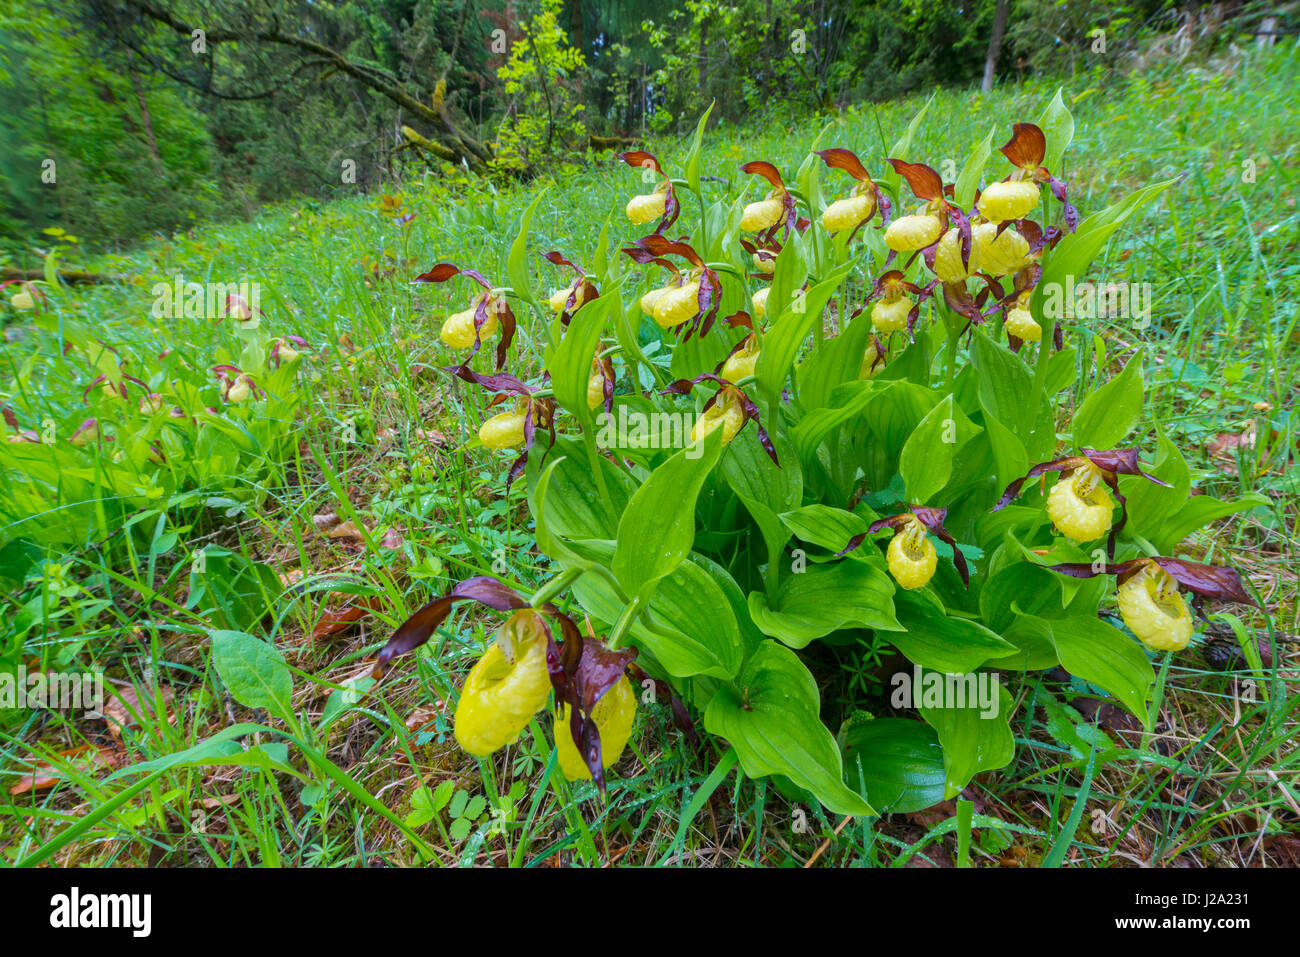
1;48;1296;867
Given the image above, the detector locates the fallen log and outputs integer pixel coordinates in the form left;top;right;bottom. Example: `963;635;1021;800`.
2;268;117;285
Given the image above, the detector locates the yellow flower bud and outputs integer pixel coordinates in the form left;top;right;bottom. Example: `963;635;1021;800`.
884;213;943;252
1046;464;1115;542
753;253;775;275
972;223;1030;276
10;290;35;310
692;392;745;445
887;519;937;590
979;180;1040;223
440;301;500;349
554;674;637;780
822;193;876;233
626;189;668;224
1005;305;1041;342
454;612;553;756
934;227;978;282
1117;563;1194;652
478;408;528;450
652;280;701;330
871;297;911;334
741;196;785;232
751;285;770;321
720;336;760;383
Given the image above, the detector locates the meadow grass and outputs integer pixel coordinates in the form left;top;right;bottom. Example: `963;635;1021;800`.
0;48;1296;867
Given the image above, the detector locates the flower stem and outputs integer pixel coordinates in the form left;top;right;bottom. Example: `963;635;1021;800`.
606;595;644;651
529;566;582;609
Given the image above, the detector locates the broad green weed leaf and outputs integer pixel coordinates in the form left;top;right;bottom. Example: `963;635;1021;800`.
211;630;294;722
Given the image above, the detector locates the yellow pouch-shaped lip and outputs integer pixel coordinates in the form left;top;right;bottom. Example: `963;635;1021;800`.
454;612;552;757
554;675;637;780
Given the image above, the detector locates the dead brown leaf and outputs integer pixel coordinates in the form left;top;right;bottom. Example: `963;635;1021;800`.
100;683;176;742
8;746;121;796
327;520;366;543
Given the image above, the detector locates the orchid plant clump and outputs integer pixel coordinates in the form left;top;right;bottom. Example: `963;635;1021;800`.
378;94;1264;814
1;283;308;546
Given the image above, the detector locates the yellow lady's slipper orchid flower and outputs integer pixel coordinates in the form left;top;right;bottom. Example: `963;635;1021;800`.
140;393;166;415
549;282;591;314
692;390;745;445
972;222;1030;276
1005;303;1041;342
652;279;701;330
554;674;637;780
822;193;876;234
1117;562;1194;652
1046;462;1115;542
626;186;668;225
933;227;978;282
751;286;770;321
617;151;678;232
860;337;887;379
979;180;1040;224
886;517;937;590
586;373;605;410
10;289;35;310
640;286;670;318
753;252;776;275
884;212;943;252
741;195;785;232
226;375;253;404
441;299;499;349
454;611;552;756
871;296;911;334
479;407;528;450
816;148;884;235
69;418;100;447
720;336;760;382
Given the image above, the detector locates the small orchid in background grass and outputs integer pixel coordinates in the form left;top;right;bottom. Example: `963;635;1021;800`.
378;94;1263;817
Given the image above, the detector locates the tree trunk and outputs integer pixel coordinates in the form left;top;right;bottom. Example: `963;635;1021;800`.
981;0;1010;93
127;59;164;173
699;17;708;93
